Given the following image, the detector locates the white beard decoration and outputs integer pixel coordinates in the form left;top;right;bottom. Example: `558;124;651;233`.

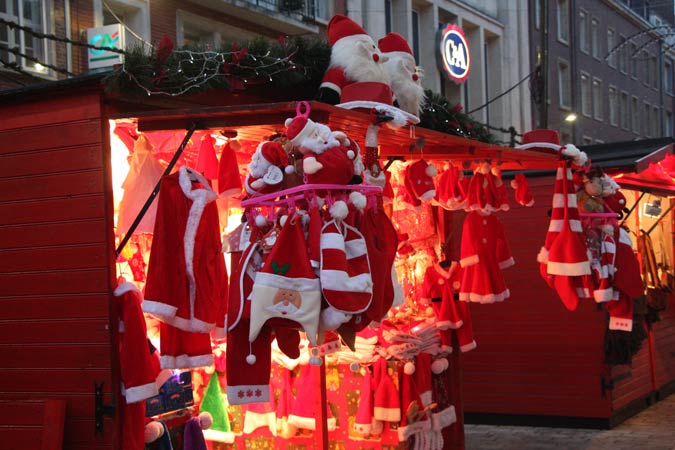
331;35;390;85
382;56;425;116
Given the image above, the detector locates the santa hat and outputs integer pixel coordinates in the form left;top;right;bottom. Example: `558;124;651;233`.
320;218;373;316
196;134;220;180
397;365;431;442
199;374;235;443
249;213;322;346
435;277;464;330
285;101;317;147
287;364;337;431
372;358;401;422
327;14;370;46
511;173;534;207
516;129;562;151
217;141;242;197
414;352;433;407
404;160;437;203
259;140;294;176
353;367;374;436
378;32;415;63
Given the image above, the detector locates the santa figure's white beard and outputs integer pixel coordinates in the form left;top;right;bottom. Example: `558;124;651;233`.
384;59;425;115
248;155;268;178
266;299;301;317
331;37;390;84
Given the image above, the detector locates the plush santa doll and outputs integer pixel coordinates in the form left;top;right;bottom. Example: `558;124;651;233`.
378;32;425;116
316;15;390;105
244;141;295;196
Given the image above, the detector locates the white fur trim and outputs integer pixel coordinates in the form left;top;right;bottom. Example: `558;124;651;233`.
319;81;341;95
546;261;591;276
499;257;515;270
398;420;431;441
353;422;372;435
226;384;270;405
460;255;479;267
202;429;236;443
609;317;633;331
432;406;457;430
142;300;178;320
122;382;158;404
436;319;463;330
337;101;420;125
374;406;401;422
320;270;373;293
160;353;214;370
516;142;562;150
459;289;510;303
460;340;478;352
287;414;336;431
552;193;578;208
253;271;320;292
114;282;140;297
244;411;277;435
548;219;582;232
593;288;614;303
419;189;437;202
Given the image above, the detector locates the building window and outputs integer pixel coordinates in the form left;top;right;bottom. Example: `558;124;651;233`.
651;56;658;88
100;0;151;52
385;0;392;34
631;96;639;134
619;35;627;74
608;85;618;126
558;59;571;109
607;28;617;68
644;102;651;137
579;10;588;54
593;78;603;121
581;72;591;117
314;0;333;22
630;43;638;79
644;51;651;86
591;18;600;59
557;0;569;44
411;10;420;64
620;91;629;130
664;59;673;95
666;111;673;136
653;106;660;137
176;10;257;48
582;136;593;145
534;0;540;29
0;0;50;75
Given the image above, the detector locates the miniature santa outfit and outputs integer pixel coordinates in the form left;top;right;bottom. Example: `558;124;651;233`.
117;134;165;236
244;141;294;196
378;32;425;116
288;364;337;431
373;358;401;425
459;212;514;303
404;160;437;207
511;173;535;207
196;134;219;180
353;367;375;436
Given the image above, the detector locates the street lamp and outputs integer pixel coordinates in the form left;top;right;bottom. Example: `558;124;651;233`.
564;113;578;123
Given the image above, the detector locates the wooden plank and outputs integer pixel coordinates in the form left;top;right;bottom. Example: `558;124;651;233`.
0;428;43;449
0;244;109;273
42;399;67;450
0;195;106;227
0;120;102;155
63;417;114;446
0;93;102;132
0;295;110;320
0;219;107;249
0;319;110;345
0;269;109;296
0;170;105;203
0;369;111;393
0;344;111;369
0;146;103;178
0;393;98;418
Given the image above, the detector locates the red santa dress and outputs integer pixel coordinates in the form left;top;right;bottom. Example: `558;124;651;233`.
459;211;514;303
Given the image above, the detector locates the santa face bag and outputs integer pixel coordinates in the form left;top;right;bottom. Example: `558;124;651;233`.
248;214;322;345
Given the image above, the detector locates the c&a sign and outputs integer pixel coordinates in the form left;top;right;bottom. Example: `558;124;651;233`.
86;24;125;70
437;24;470;83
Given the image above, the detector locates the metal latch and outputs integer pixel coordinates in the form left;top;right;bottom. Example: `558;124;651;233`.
600;375;614;398
95;382;116;434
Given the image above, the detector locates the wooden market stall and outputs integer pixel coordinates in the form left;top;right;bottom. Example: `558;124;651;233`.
461;138;675;428
0;75;560;450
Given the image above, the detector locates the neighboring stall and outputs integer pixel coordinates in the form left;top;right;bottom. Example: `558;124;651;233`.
462;138;675;428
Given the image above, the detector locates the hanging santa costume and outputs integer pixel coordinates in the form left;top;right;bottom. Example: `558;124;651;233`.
288;364;337;431
143;167;228;369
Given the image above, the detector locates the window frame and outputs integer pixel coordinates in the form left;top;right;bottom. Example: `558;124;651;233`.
665;58;674;95
607;28;617;68
620;90;629;130
592;77;603;121
578;9;589;54
580;71;591;117
0;0;54;76
631;95;640;134
608;85;618;126
557;0;570;45
591;17;601;60
558;58;572;109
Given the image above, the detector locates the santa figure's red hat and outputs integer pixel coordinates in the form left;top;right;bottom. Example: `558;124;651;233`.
285;101;317;147
378;32;414;61
248;213;322;347
404;160;437;204
259;141;294;175
287;364;337;431
327;14;370;46
217;140;242;197
196;134;219;180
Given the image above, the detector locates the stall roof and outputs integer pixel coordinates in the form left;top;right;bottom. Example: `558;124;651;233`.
580;138;675;195
113;101;559;170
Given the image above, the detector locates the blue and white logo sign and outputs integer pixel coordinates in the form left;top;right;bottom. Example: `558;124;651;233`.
438;24;471;83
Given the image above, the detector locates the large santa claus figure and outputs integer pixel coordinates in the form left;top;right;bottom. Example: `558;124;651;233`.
378;32;426;116
316;14;390;105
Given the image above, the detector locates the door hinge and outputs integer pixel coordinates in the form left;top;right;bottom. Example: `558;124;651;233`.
95;382;116;435
600;375;615;399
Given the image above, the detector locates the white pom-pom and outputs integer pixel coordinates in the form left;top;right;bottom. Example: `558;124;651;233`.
285;118;293;127
432;358;448;374
404;361;416;375
349;191;367;210
279;215;288;227
320;306;350;330
255;214;267;228
144;421;164;443
425;164;437;177
198;412;213;430
285;165;295;174
347;149;355;159
246;353;257;365
510;179;518;189
329;200;349;220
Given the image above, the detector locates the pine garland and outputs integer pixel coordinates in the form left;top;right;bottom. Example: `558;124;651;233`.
419;90;495;144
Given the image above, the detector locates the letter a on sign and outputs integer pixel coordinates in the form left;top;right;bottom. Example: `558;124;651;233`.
438;24;471;83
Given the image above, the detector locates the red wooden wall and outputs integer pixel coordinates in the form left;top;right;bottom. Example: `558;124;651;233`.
459;176;612;419
0;88;118;449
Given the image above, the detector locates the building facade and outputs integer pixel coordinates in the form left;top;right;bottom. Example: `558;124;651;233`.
350;0;532;144
530;0;675;144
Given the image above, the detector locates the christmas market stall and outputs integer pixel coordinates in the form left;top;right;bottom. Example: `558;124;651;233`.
0;15;563;450
461;133;675;428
